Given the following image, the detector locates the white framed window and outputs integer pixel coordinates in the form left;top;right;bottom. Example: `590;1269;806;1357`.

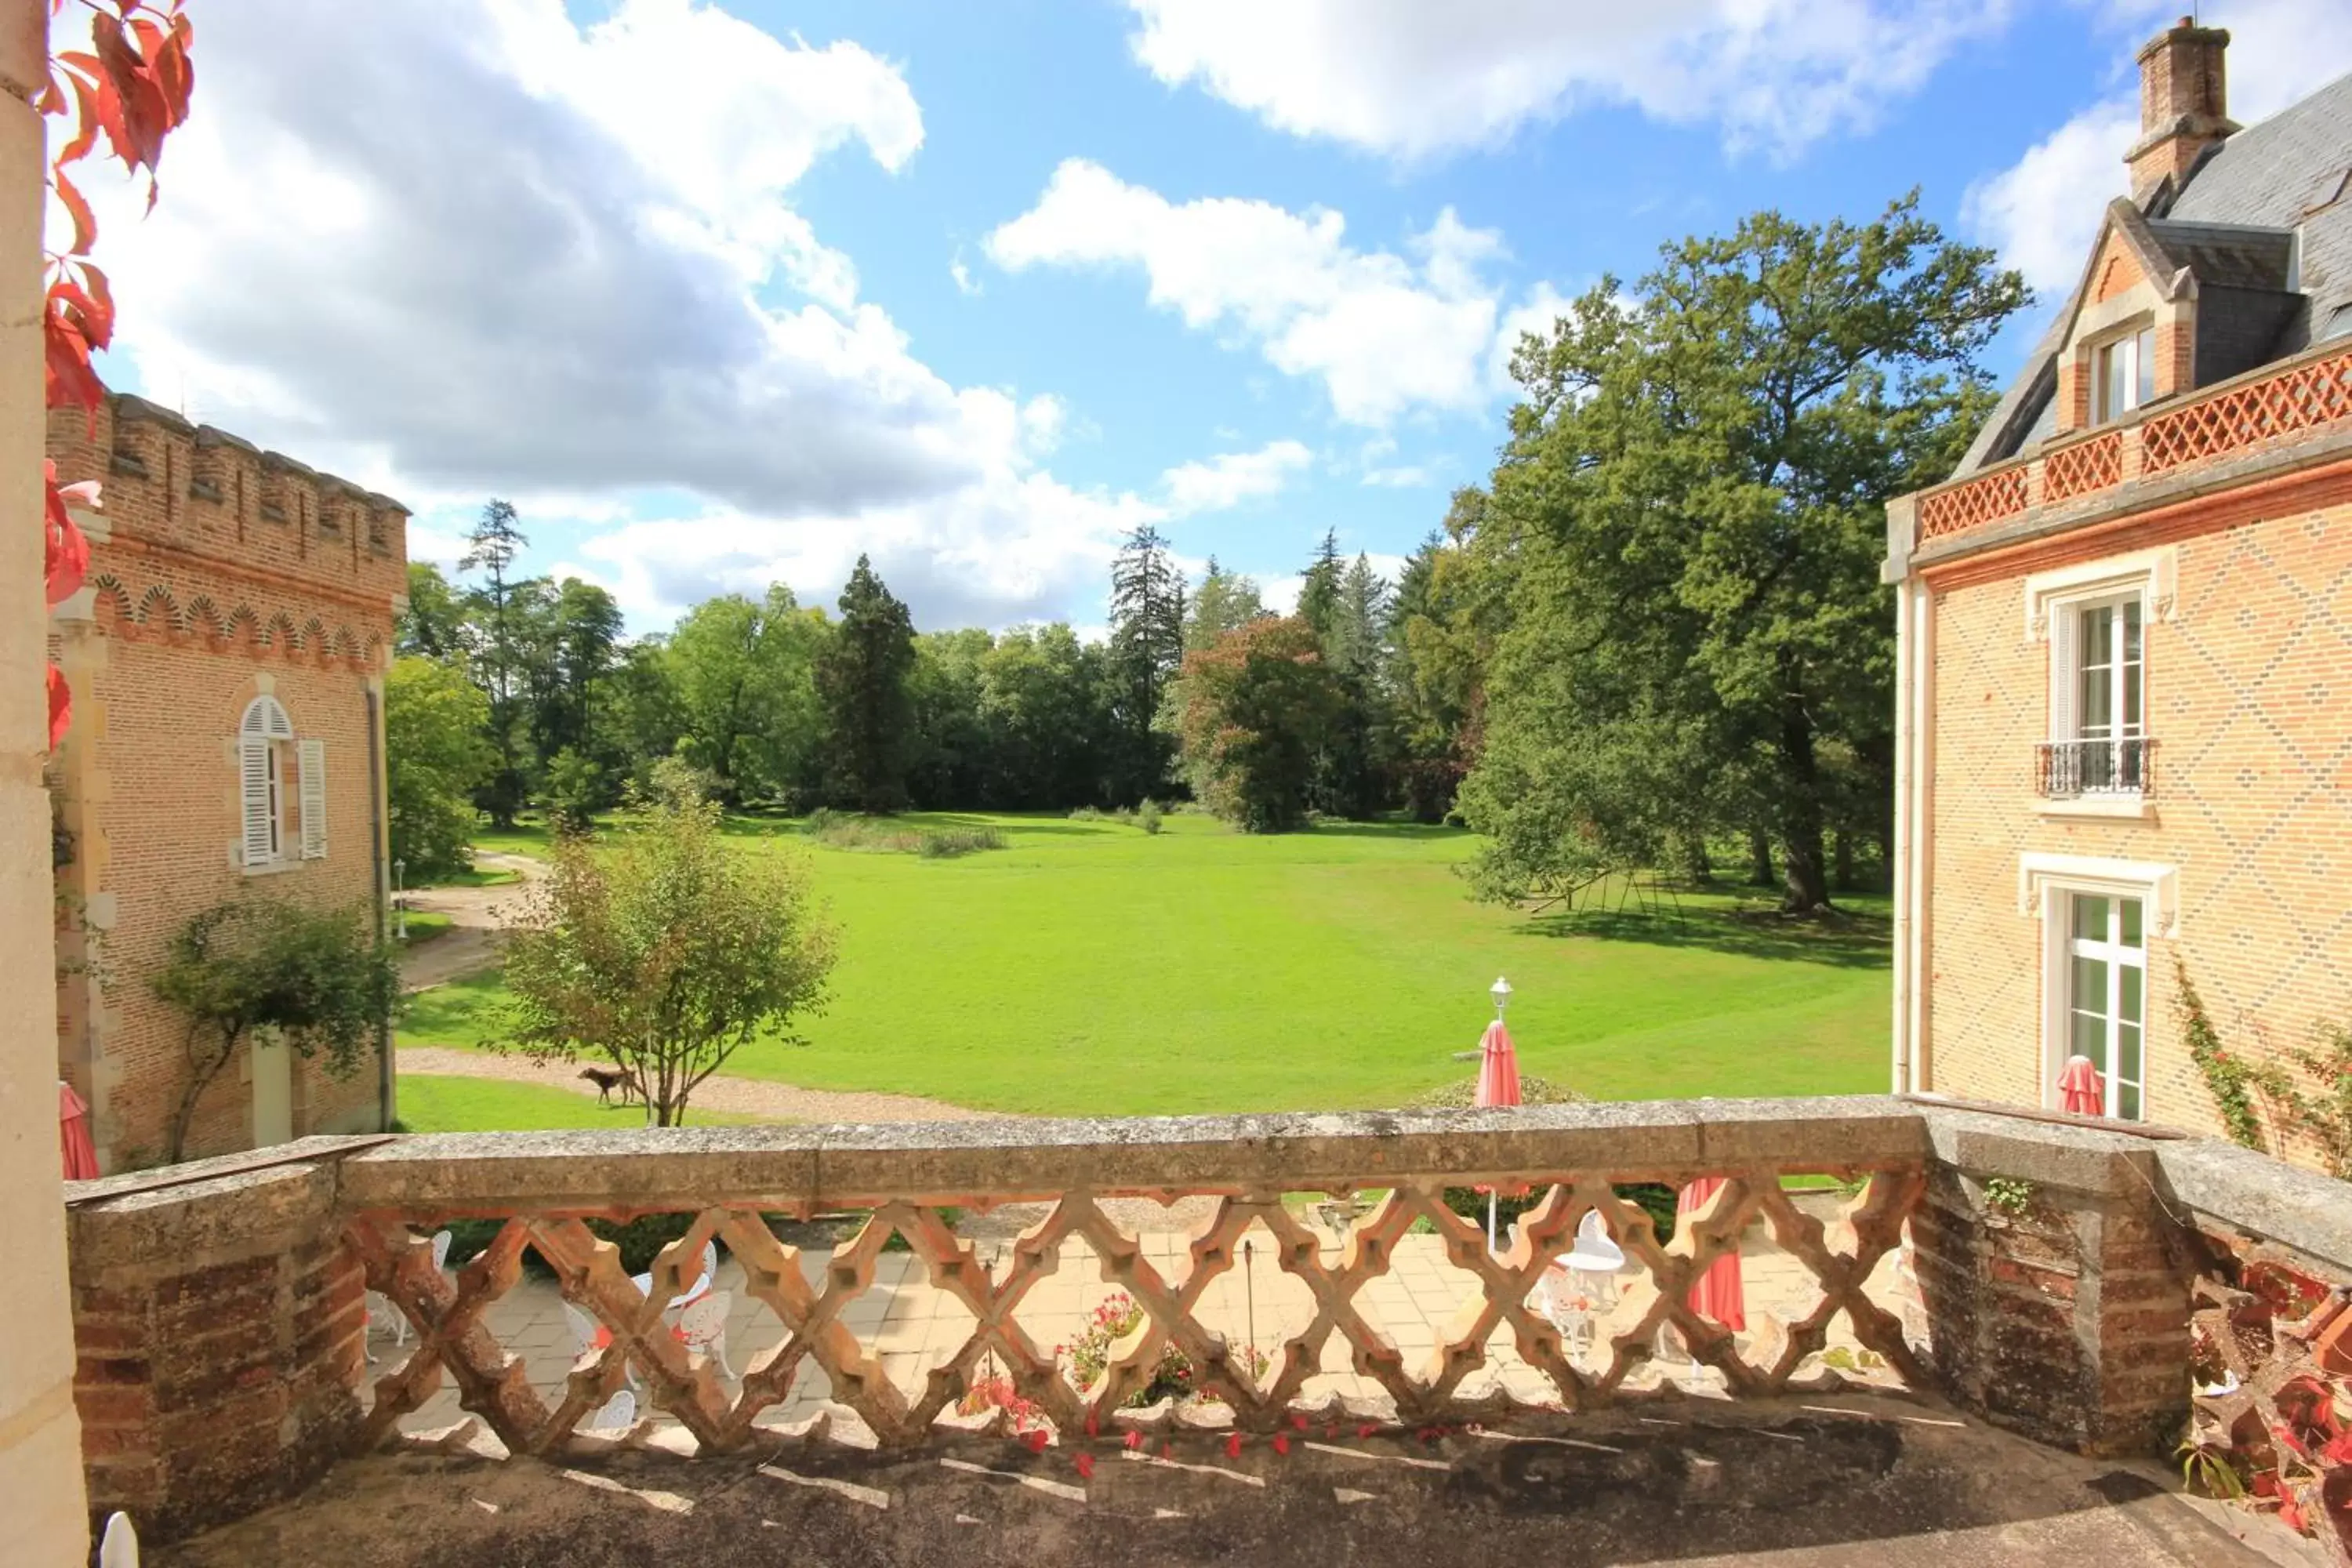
2092;325;2157;423
2026;550;2172;807
2020;853;2176;1123
2063;891;2147;1121
238;695;325;870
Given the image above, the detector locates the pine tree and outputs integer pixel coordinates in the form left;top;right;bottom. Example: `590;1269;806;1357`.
1184;557;1266;654
459;499;533;828
1108;524;1185;800
815;555;917;812
1296;529;1343;642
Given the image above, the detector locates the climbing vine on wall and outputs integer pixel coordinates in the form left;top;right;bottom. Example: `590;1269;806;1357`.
2179;957;2352;1179
36;0;196;748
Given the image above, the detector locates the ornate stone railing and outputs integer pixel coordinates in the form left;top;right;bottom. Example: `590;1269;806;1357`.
1911;339;2352;550
62;1097;2352;1544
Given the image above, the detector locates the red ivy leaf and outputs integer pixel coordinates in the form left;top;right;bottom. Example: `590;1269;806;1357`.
1022;1428;1050;1454
44;310;105;419
1289;1414;1309;1431
47;663;71;751
1357;1423;1379;1439
1272;1434;1290;1456
1223;1433;1243;1460
1083;1413;1098;1439
52;166;96;257
2279;1494;2307;1535
1123;1431;1142;1451
1073;1453;1095;1481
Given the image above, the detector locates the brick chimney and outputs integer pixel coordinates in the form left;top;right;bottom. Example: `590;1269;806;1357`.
2126;17;2237;199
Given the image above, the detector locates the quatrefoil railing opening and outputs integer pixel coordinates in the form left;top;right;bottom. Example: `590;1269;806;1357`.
348;1163;1927;1458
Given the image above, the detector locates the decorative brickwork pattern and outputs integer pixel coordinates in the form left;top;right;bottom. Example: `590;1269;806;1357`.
2045;431;2124;502
2143;347;2352;474
1918;466;2031;542
1922;495;2352;1145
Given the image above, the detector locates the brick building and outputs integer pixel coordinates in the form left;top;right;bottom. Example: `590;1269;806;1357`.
47;394;409;1171
1883;21;2352;1155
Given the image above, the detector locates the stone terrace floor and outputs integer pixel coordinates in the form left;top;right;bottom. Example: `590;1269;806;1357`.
162;1395;2324;1568
384;1207;1922;1434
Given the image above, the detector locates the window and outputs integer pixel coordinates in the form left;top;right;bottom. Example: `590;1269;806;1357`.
2092;325;2157;423
2027;550;2170;805
238;695;326;869
2063;892;2147;1121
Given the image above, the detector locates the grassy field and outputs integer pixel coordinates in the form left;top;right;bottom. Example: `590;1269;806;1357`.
394;1074;772;1131
400;811;1890;1119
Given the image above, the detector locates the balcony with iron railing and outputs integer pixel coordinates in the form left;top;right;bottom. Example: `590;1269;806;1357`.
1897;339;2352;561
59;1100;2352;1563
2036;737;2155;800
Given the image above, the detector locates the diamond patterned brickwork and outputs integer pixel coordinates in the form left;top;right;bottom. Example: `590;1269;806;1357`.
1918;465;2030;542
2044;431;2122;502
1922;495;2352;1148
2142;347;2352;476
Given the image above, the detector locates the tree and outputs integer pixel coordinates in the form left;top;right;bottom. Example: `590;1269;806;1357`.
816;556;916;811
151;898;401;1164
1460;194;2022;911
384;656;495;880
459;499;535;828
978;624;1111;808
497;765;837;1126
1383;521;1492;822
1108;524;1185;802
906;629;993;809
1306;547;1388;819
397;563;467;659
1176;616;1343;833
668;586;829;804
1296;529;1344;644
1183;557;1267;654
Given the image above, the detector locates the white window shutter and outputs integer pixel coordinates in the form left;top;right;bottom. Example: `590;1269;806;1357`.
298;739;328;860
240;738;275;867
2049;606;2078;742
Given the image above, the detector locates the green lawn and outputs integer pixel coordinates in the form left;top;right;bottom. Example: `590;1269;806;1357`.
397;909;454;947
397;811;1890;1117
394;1073;771;1131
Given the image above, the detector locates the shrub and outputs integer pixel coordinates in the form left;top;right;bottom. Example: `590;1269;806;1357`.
1137;800;1164;835
1067;806;1107;822
1439;1181;1678;1242
919;828;1005;858
1062;1293;1269;1407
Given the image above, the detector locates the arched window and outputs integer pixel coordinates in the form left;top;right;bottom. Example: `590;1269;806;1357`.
238;695;325;869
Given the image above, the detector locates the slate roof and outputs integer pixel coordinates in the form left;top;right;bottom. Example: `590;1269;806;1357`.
1956;70;2352;474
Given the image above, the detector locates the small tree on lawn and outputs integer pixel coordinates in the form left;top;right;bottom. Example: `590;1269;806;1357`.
1175;615;1342;833
152;898;401;1165
497;762;837;1125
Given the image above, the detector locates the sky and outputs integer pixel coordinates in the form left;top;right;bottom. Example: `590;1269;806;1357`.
69;0;2352;637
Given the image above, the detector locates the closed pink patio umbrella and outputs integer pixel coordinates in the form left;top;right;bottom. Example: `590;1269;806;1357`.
1679;1177;1747;1334
60;1080;98;1181
2057;1055;2105;1117
1475;978;1521;1252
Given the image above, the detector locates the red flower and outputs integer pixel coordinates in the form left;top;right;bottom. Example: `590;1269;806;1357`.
1272;1434;1290;1456
1224;1433;1243;1459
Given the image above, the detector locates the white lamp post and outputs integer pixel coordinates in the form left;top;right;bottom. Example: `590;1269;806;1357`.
393;858;406;942
1490;975;1512;1021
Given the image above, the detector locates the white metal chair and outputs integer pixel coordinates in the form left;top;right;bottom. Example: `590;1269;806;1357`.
366;1229;455;1360
584;1388;636;1432
632;1240;718;1311
99;1512;140;1568
677;1290;734;1380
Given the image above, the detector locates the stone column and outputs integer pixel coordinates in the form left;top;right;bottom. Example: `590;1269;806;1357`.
0;2;93;1561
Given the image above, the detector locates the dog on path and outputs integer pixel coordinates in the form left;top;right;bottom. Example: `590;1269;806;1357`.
579;1065;642;1106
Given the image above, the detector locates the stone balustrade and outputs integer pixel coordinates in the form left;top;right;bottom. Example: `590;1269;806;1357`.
59;1097;2352;1544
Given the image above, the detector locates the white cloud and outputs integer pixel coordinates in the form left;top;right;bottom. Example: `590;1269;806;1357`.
1124;0;2016;162
1965;0;2352;303
1488;281;1576;393
1160;439;1312;514
950;256;982;296
63;0;1163;630
1362;463;1432;488
986;159;1515;425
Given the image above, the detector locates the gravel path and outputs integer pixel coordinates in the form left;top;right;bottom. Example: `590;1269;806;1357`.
398;1045;993;1124
398;852;543;993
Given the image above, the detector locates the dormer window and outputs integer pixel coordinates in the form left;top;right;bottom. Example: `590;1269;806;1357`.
2094;326;2157;423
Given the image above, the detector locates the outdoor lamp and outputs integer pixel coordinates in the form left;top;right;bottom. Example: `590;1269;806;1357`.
1490;975;1512;1020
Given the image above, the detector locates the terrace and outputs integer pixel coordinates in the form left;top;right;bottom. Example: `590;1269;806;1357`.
61;1097;2352;1565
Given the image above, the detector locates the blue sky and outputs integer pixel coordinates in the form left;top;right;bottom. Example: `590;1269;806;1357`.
80;0;2352;634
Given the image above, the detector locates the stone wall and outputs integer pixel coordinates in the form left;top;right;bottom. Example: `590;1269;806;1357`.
68;1140;372;1541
